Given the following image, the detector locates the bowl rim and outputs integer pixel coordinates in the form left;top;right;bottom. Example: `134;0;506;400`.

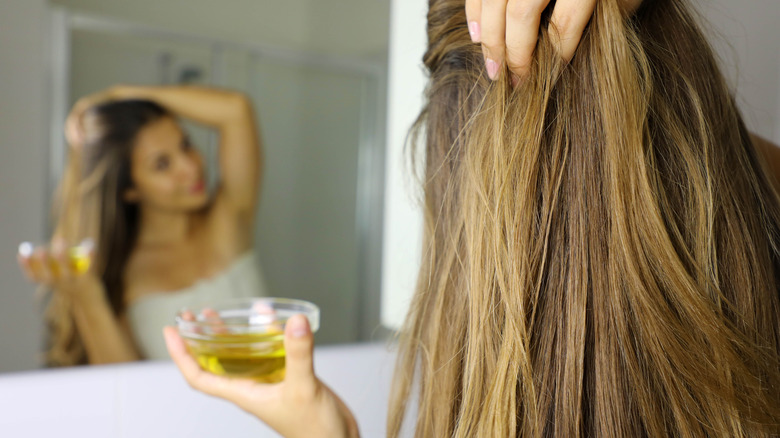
175;297;320;330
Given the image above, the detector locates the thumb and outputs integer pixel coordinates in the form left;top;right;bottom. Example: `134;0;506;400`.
283;314;316;387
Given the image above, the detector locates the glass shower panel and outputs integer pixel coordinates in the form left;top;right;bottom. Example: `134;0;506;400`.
247;58;364;344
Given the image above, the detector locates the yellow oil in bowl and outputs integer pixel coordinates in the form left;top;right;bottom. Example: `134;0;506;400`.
68;245;91;275
184;330;286;383
177;298;319;384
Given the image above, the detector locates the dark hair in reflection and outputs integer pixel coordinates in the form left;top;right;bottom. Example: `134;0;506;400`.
388;0;780;436
45;100;171;366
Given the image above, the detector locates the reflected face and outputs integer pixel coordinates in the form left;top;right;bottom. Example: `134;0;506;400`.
126;117;208;212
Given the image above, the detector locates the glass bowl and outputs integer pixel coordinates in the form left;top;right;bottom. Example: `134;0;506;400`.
175;297;319;383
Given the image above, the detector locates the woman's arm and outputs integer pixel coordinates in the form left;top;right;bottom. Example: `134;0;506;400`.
17;242;140;364
70;85;262;224
68;277;141;364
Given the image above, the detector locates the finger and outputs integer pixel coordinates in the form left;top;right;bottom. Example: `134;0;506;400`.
283;314;316;390
202;307;221;322
252;301;275;315
65;114;84;149
202;307;228;334
32;248;52;284
65;117;77;146
17;254;36;282
549;0;596;63
505;0;552;78
465;0;483;43
50;239;70;282
182;310;196;321
481;0;508;80
180;309;203;335
251;302;282;333
66;98;92;147
164;326;239;400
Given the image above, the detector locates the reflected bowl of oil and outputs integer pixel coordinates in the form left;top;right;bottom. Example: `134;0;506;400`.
175;297;319;383
18;239;93;277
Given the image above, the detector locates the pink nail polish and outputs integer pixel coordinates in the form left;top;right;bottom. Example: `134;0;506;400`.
288;315;309;338
486;58;499;80
468;21;481;42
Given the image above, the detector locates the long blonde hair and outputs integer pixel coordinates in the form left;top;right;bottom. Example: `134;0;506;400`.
44;100;170;366
388;0;780;436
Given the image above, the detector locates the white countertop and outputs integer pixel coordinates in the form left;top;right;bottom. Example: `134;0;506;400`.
0;343;396;438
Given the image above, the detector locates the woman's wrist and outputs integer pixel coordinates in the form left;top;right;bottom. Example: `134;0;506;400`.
63;276;107;310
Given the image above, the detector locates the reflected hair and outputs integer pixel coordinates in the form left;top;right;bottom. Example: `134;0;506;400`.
388;0;780;436
45;99;170;366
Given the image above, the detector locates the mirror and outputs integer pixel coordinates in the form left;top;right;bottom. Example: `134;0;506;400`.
0;0;390;373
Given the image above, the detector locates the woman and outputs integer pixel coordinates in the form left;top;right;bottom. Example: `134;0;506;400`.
18;85;267;365
165;0;780;436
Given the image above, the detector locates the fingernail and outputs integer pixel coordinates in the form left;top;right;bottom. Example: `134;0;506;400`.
288;315;309;338
486;58;499;80
468;21;480;43
18;242;33;258
80;238;95;252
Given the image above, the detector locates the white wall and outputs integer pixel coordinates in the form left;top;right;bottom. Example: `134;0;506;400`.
704;0;780;142
379;0;780;330
0;0;50;372
380;0;428;329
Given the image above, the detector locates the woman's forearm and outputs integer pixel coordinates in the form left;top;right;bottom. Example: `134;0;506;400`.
68;282;140;364
108;84;253;129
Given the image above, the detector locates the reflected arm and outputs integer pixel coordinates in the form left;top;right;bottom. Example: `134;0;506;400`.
107;85;263;224
64;279;141;364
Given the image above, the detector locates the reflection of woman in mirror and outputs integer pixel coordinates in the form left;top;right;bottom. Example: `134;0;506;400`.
165;0;780;436
17;86;267;366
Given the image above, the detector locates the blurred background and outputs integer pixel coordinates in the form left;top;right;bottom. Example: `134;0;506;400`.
1;0;779;376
